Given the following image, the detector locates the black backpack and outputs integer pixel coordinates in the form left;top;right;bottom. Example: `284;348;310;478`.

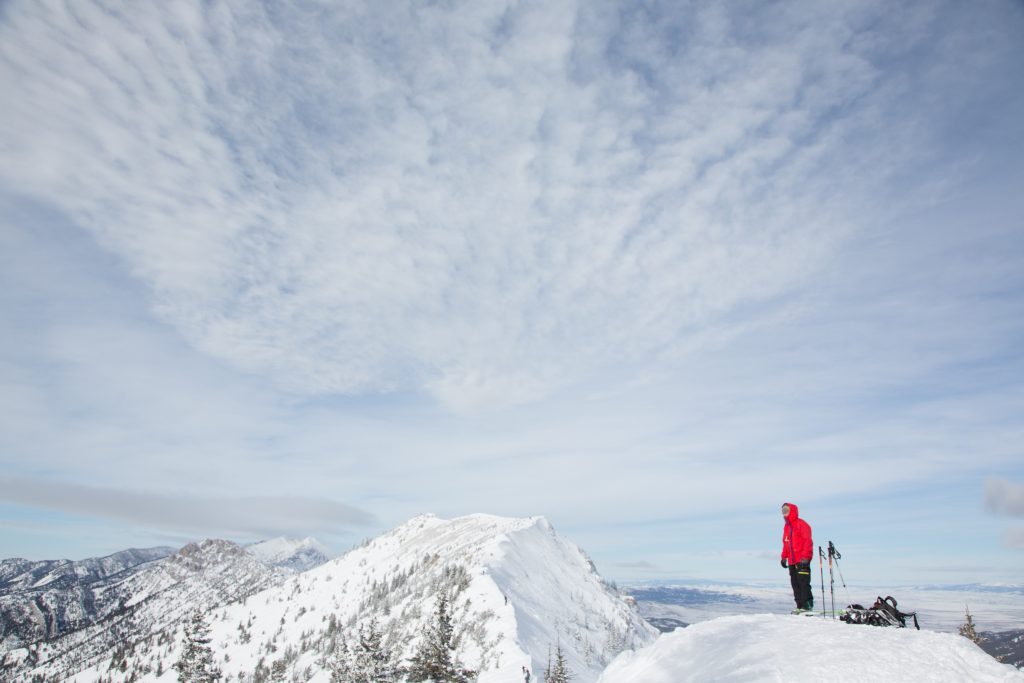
840;595;920;630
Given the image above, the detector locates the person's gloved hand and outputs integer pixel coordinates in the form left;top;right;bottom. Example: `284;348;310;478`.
780;558;788;569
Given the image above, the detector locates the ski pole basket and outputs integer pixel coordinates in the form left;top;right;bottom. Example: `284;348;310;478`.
840;595;920;630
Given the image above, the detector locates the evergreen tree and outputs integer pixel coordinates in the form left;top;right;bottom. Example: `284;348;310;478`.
269;658;288;682
543;642;573;683
958;605;981;645
352;619;399;682
407;593;476;682
331;621;399;683
175;610;222;683
330;636;353;683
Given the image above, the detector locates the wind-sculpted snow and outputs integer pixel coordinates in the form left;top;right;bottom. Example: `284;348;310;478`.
23;513;656;682
597;614;1024;682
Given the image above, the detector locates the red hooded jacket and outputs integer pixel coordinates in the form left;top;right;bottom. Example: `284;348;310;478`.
781;502;813;565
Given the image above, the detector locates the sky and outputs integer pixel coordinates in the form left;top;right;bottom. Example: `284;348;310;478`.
1;0;1022;585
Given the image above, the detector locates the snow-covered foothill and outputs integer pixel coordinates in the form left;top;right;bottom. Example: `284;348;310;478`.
598;613;1024;682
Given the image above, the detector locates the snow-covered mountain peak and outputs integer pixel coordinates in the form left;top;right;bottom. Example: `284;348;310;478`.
246;536;330;573
247;536;326;556
275;513;657;681
375;512;551;559
173;539;249;566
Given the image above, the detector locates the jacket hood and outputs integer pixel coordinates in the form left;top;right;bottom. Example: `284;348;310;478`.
783;502;799;523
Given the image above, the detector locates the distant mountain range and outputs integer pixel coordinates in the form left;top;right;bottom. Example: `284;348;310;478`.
0;547;176;595
0;535;330;658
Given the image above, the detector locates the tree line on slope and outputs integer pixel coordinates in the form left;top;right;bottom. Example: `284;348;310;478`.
176;597;577;683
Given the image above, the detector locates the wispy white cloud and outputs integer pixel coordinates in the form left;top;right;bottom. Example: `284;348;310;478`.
0;0;949;412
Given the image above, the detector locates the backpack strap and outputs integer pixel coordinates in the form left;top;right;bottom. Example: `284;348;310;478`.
885;596;919;630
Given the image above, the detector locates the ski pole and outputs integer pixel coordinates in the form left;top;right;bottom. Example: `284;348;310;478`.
818;546;826;619
827;541;836;619
830;541;851;608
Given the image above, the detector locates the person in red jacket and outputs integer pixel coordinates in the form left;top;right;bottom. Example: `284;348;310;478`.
780;502;814;612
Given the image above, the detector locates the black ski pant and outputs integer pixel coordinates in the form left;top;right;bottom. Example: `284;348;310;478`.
789;562;813;609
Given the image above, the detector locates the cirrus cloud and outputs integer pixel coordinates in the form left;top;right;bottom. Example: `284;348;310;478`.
0;0;936;412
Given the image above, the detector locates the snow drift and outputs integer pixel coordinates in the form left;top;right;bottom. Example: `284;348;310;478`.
598;613;1024;682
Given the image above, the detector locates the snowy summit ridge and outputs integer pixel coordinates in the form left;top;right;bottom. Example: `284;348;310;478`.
311;512;658;681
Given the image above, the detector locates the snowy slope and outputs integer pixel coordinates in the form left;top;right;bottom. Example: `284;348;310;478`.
246;537;330;573
44;513;656;683
597;613;1024;682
